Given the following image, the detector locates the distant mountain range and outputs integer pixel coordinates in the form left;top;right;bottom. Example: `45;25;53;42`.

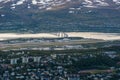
0;0;120;11
0;0;120;33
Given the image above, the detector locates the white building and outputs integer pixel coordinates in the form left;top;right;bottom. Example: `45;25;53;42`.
22;57;29;63
33;57;41;62
10;58;18;64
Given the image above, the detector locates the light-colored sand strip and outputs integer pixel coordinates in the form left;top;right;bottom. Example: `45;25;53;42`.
0;32;120;41
67;32;120;40
0;33;57;40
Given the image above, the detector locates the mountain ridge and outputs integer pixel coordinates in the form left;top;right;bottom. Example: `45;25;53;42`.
0;0;120;11
0;0;120;33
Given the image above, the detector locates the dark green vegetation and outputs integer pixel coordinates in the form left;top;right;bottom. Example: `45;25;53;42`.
0;41;120;80
0;8;120;33
1;44;120;70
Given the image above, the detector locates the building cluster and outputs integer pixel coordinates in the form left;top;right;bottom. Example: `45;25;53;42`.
0;50;120;80
0;53;80;80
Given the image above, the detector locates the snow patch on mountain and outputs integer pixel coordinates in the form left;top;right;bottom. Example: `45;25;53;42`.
16;0;25;5
0;0;120;10
113;0;120;5
82;0;110;8
0;0;11;3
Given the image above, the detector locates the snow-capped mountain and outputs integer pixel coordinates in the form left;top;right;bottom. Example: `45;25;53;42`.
0;0;120;33
0;0;120;11
0;0;72;10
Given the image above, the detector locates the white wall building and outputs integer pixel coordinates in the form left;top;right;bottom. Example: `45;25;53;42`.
22;57;29;63
10;58;18;64
33;57;41;62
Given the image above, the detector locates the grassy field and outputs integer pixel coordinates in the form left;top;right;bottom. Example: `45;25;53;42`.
0;39;105;50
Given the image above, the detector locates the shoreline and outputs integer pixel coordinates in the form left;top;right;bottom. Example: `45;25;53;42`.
0;32;120;41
